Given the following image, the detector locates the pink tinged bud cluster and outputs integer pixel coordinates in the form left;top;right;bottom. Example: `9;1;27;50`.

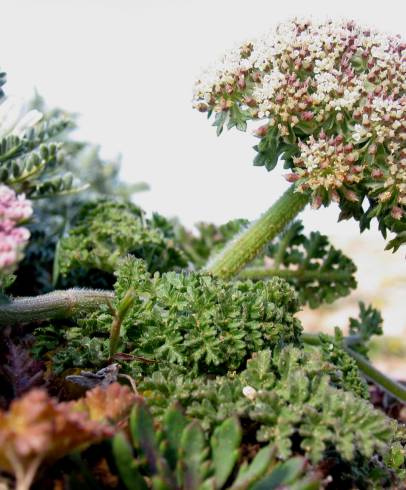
193;19;405;220
0;184;32;274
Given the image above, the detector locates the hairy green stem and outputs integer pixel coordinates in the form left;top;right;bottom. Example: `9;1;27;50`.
302;333;406;403
205;186;309;278
0;289;114;326
239;268;350;282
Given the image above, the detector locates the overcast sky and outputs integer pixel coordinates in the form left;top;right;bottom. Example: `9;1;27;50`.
1;0;405;247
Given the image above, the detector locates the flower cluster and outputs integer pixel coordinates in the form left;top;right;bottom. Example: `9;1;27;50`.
291;133;364;205
0;184;32;277
193;19;405;249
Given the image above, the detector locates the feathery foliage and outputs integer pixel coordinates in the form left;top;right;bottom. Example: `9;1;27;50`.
71;256;301;374
57;200;187;277
139;348;396;465
241;221;357;308
348;302;384;357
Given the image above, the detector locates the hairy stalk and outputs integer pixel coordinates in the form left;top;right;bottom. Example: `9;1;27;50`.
302;333;406;403
205;186;309;278
0;289;114;326
239;268;350;282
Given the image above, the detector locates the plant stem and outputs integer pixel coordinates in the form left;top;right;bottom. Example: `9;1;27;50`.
301;332;362;347
0;289;114;326
205;186;309;279
239;268;350;282
109;288;136;357
345;346;406;403
302;333;406;403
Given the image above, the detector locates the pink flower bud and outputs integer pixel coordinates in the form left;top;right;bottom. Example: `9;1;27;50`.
244;96;256;107
335;135;344;144
343;189;359;202
301;111;314;121
311;194;323;209
284;173;300;183
331;190;340;203
391;206;403;220
372;168;383;178
254;125;268;138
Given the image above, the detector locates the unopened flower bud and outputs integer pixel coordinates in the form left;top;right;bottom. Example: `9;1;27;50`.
335;135;344;144
254;125;268;138
301;111;314;121
311;194;323;209
372;168;383;178
319;130;327;140
331;190;340;203
343;189;359;202
284;173;300;183
391;206;403;220
196;103;208;113
244;96;256;107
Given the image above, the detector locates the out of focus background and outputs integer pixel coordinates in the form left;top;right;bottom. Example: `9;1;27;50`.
1;0;405;374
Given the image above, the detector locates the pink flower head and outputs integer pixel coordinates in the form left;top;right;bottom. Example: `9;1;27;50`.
0;184;32;278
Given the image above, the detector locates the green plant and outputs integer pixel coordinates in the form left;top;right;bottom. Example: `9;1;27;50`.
112;397;320;490
0;17;405;490
56;200;187;278
139;348;395;464
193;19;405;279
239;220;357;308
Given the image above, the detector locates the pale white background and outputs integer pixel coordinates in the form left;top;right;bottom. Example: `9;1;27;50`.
1;0;405;341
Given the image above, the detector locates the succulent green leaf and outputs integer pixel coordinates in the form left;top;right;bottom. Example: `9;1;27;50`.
250;456;306;490
163;403;188;470
177;421;207;490
130;400;160;473
210;417;242;487
230;445;274;490
112;432;148;490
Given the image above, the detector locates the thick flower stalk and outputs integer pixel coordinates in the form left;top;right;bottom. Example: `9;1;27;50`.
194;19;406;276
0;184;32;283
